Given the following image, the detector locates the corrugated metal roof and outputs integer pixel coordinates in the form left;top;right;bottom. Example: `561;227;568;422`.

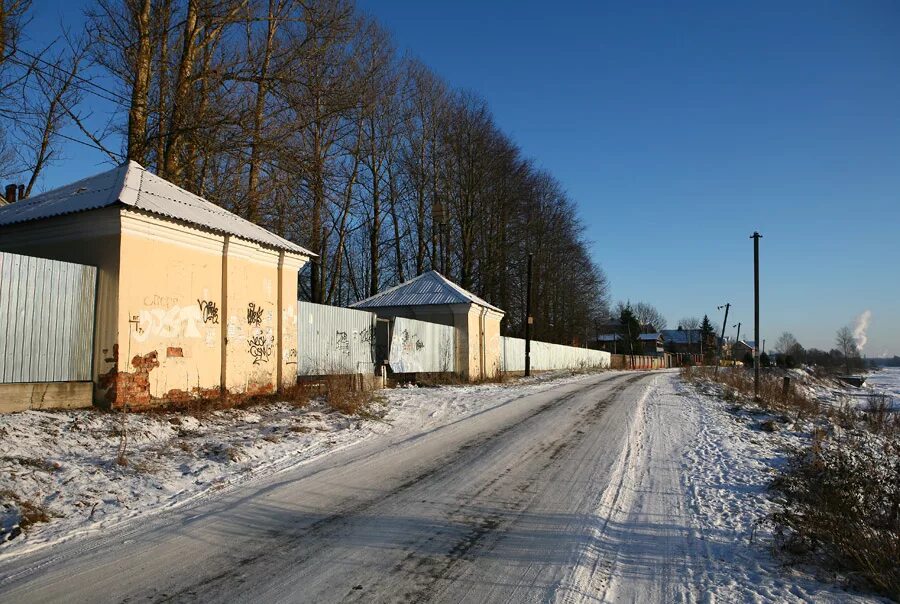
660;329;702;344
596;334;623;342
638;333;661;341
0;161;313;256
350;271;504;313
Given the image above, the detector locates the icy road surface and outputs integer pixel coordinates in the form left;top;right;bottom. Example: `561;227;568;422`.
0;371;873;603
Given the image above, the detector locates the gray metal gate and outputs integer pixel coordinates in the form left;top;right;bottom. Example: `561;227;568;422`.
296;301;377;375
0;252;97;382
388;316;455;373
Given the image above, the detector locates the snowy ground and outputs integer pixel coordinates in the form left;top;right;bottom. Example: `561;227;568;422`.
778;366;900;413
0;370;600;561
0;369;889;602
563;372;884;603
866;366;900;402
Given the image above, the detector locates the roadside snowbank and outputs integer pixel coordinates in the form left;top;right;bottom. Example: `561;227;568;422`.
0;370;604;561
570;372;883;602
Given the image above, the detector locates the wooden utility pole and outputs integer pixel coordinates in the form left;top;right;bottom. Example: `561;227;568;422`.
715;303;730;376
751;232;762;399
524;253;533;377
733;322;741;364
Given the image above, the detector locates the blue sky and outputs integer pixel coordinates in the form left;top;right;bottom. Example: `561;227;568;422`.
27;0;900;355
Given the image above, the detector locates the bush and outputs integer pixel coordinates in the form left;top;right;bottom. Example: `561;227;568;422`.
682;366;818;420
771;432;900;598
312;375;383;418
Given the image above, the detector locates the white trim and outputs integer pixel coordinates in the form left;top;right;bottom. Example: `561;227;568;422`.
0;206;121;242
120;208;224;254
225;236;281;264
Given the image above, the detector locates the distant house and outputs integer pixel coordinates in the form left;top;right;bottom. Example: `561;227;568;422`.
595;333;625;353
660;327;716;354
732;340;757;360
638;333;664;355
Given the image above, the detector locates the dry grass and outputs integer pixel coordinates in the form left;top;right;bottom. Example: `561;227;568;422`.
682;365;900;598
1;456;60;473
1;489;53;541
771;432;900;599
681;366;819;421
293;375;384;419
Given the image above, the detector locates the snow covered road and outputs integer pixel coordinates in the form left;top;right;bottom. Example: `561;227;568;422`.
0;371;653;602
0;370;877;603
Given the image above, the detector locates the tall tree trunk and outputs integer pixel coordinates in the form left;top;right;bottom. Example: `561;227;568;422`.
162;0;199;182
246;0;279;221
154;0;171;172
127;0;152;163
387;162;404;283
368;119;381;297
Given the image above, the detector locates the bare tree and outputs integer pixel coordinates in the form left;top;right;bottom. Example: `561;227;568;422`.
679;316;701;353
0;1;30;66
775;332;798;354
836;325;858;374
126;0;152;162
16;40;87;196
632;302;666;332
74;0;612;346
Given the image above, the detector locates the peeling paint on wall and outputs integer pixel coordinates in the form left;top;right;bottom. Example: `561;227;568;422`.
132;306;203;342
99;347;160;408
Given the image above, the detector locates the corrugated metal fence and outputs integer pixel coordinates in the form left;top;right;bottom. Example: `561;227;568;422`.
296;301;377;376
296;303;607;377
389;317;455;373
500;336;611;372
0;252;97;383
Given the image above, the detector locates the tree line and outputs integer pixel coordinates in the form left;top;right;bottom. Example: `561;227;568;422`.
0;0;609;345
774;329;867;373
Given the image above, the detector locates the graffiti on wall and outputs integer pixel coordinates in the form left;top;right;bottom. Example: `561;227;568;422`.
143;294;180;308
387;318;456;374
248;331;274;365
335;331;350;355
328;326;375;357
400;329;425;352
197;299;219;324
132;306;203;342
355;326;375;344
285;348;297;366
247;303;264;326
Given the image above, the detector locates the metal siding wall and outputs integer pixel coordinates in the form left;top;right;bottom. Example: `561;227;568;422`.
296;301;377;375
0;252;96;382
389;317;455;373
499;336;611;372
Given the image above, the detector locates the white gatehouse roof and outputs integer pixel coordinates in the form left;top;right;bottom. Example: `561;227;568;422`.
351;270;503;314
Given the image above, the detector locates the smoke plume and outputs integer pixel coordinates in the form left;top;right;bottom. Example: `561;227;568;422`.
853;310;872;353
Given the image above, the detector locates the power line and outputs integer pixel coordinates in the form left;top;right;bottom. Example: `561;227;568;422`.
6;55;126;106
13;47;132;105
54;131;123;160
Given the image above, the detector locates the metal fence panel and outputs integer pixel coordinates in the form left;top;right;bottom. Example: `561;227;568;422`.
296;301;377;375
0;251;96;383
389;317;455;373
500;336;610;372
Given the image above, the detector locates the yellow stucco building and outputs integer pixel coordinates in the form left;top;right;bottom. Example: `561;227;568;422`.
0;161;312;408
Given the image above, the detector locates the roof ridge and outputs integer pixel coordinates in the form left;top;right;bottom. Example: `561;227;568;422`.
350;271;432;307
0;161;313;256
351;269;503;313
